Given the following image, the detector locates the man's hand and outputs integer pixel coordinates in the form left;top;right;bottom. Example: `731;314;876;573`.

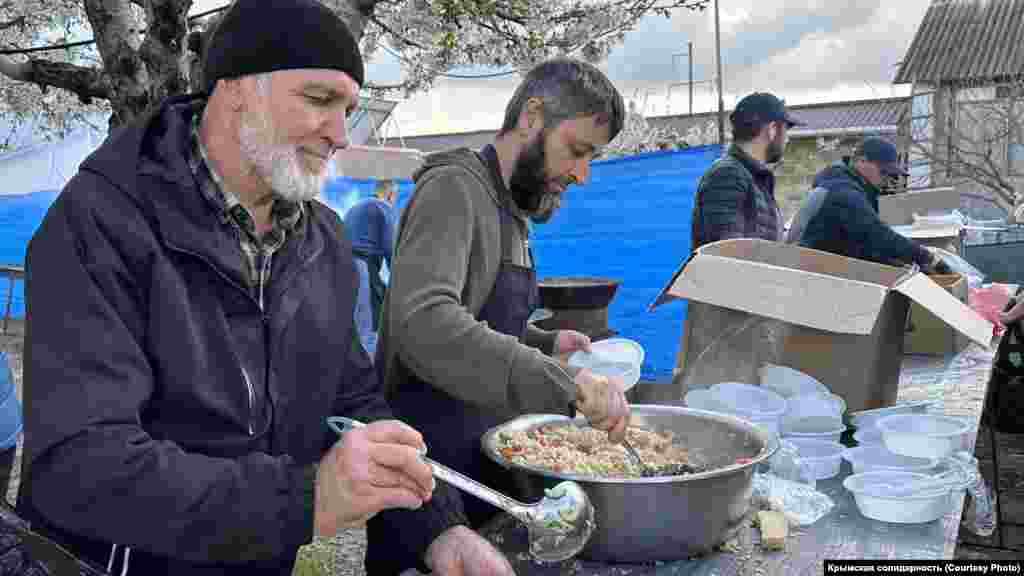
314;420;435;537
554;330;591;356
573;370;630;443
1002;298;1024;325
425;525;515;576
928;255;953;275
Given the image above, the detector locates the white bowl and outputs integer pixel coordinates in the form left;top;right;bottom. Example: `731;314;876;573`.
786;438;844;480
568;338;644;391
783;416;847;443
875;414;970;460
842;445;938;474
844;470;965;524
759;364;830;398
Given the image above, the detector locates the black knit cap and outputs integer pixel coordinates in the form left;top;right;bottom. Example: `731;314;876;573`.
201;0;365;95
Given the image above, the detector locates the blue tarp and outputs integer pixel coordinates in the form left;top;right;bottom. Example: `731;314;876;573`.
0;144;720;381
0;190;60;318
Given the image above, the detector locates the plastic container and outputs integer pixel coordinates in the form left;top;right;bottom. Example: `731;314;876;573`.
782;416;847;443
710;382;786;435
683;384;785;436
783;393;846;432
759;364;830;398
853;427;884;447
876;414;970;459
848;401;937;431
844;470;966;523
786;438;844;480
568;338;644;391
842;445;938;474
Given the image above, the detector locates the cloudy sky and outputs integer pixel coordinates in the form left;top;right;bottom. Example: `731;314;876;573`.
195;0;935;137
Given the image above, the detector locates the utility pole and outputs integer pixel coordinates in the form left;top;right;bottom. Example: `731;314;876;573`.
714;0;725;146
688;41;694;116
671;43;695;116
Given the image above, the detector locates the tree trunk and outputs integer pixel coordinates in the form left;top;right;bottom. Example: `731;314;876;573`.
83;0;152;128
136;0;191;120
79;0;191;128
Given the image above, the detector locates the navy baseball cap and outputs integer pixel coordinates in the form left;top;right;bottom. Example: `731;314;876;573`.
855;137;908;177
730;92;803;129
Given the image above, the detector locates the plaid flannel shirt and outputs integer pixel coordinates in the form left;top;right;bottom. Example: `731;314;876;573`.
187;110;303;308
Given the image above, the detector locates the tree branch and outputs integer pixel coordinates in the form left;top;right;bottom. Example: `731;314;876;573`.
0;55;112;103
369;14;425;49
0;16;26;31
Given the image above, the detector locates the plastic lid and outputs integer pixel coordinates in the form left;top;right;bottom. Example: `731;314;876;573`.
759;364;830;398
708;382;787;418
853;427;884;446
568;338;644;390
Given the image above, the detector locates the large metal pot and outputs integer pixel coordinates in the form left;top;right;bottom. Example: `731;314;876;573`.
537;276;620;310
480;405;778;563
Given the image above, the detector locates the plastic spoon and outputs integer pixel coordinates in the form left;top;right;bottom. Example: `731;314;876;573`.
326;416;596;563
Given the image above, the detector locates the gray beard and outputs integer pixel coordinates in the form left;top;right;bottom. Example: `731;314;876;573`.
238;110;326;203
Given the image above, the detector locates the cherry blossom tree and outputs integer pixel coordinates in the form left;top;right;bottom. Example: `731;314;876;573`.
602;100;685;157
0;0;709;148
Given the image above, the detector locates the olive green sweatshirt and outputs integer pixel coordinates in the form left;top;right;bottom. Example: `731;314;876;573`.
378;147;577;416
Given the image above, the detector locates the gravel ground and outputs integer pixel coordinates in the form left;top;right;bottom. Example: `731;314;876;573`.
0;326;1002;573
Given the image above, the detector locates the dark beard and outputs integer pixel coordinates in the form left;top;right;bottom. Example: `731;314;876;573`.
509;131;551;215
766;133;785;164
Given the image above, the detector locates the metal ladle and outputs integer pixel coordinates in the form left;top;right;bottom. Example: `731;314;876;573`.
326;416;596;563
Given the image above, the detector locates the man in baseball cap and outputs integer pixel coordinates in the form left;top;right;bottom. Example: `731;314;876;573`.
790;136;951;274
691;92;802;250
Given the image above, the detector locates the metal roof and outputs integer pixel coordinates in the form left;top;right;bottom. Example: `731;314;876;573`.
379;97;907;154
894;0;1024;85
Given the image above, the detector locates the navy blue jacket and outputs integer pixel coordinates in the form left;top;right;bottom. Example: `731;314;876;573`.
691;144;782;249
799;162;932;268
16;95;457;575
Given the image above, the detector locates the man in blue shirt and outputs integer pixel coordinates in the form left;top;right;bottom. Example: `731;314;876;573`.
345;179;397;355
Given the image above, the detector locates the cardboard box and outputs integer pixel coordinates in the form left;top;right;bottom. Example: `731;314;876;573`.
890;224;963;255
878;186;960;226
904;273;970;356
651;239;992;412
881;186;964;254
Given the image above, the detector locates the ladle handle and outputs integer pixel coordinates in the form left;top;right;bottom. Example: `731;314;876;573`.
423;456;532;515
326;417;532;519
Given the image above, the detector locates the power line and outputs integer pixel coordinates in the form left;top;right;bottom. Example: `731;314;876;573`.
0;4;231;56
